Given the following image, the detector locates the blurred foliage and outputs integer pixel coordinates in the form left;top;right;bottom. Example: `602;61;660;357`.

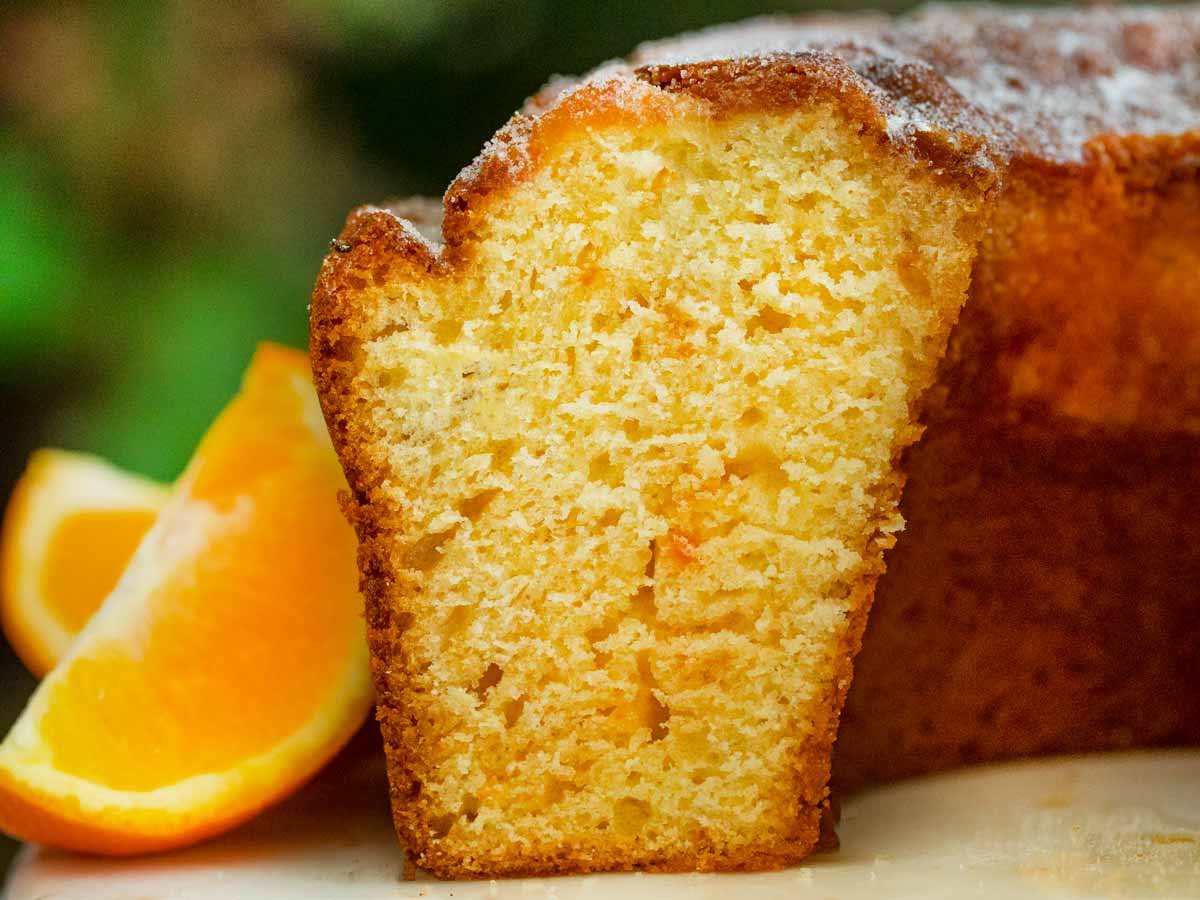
0;0;940;481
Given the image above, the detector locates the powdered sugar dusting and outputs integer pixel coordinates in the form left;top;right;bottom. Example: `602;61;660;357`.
448;2;1200;212
632;3;1200;163
906;3;1200;160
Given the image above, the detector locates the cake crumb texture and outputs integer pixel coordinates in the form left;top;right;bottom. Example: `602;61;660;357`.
313;87;983;876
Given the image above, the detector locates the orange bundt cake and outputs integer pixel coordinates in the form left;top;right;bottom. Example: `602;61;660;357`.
310;3;1200;878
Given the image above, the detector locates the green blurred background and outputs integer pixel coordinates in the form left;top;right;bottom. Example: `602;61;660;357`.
0;0;938;879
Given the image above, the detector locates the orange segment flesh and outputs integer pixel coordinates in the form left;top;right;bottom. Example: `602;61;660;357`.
1;451;168;676
41;475;359;791
40;510;160;634
0;344;372;855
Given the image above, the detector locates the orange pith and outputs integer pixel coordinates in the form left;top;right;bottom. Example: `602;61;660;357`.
0;343;372;855
39;509;158;633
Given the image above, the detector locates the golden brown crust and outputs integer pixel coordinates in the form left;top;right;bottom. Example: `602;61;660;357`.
311;209;434;868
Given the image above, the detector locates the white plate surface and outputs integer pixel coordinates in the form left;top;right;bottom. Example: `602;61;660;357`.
6;749;1199;899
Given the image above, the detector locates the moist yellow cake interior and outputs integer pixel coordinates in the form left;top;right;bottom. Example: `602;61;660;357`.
350;105;982;865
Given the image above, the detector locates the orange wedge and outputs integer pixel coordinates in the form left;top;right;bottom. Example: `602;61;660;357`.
0;344;372;855
1;450;169;676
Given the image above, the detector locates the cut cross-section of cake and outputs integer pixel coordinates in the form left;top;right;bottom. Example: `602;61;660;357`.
311;51;994;876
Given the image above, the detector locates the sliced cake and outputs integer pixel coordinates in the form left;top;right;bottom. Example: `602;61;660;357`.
311;50;994;875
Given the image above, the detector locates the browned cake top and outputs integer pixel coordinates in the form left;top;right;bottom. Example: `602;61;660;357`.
449;2;1200;217
633;3;1200;164
370;4;1200;255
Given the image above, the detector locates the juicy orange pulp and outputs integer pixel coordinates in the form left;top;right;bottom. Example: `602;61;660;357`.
40;510;159;634
1;451;168;676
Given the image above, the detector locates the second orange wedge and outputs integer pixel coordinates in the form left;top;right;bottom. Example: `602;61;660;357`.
0;344;372;855
1;450;168;676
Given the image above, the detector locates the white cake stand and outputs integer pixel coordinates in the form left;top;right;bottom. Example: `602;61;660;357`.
6;749;1199;899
